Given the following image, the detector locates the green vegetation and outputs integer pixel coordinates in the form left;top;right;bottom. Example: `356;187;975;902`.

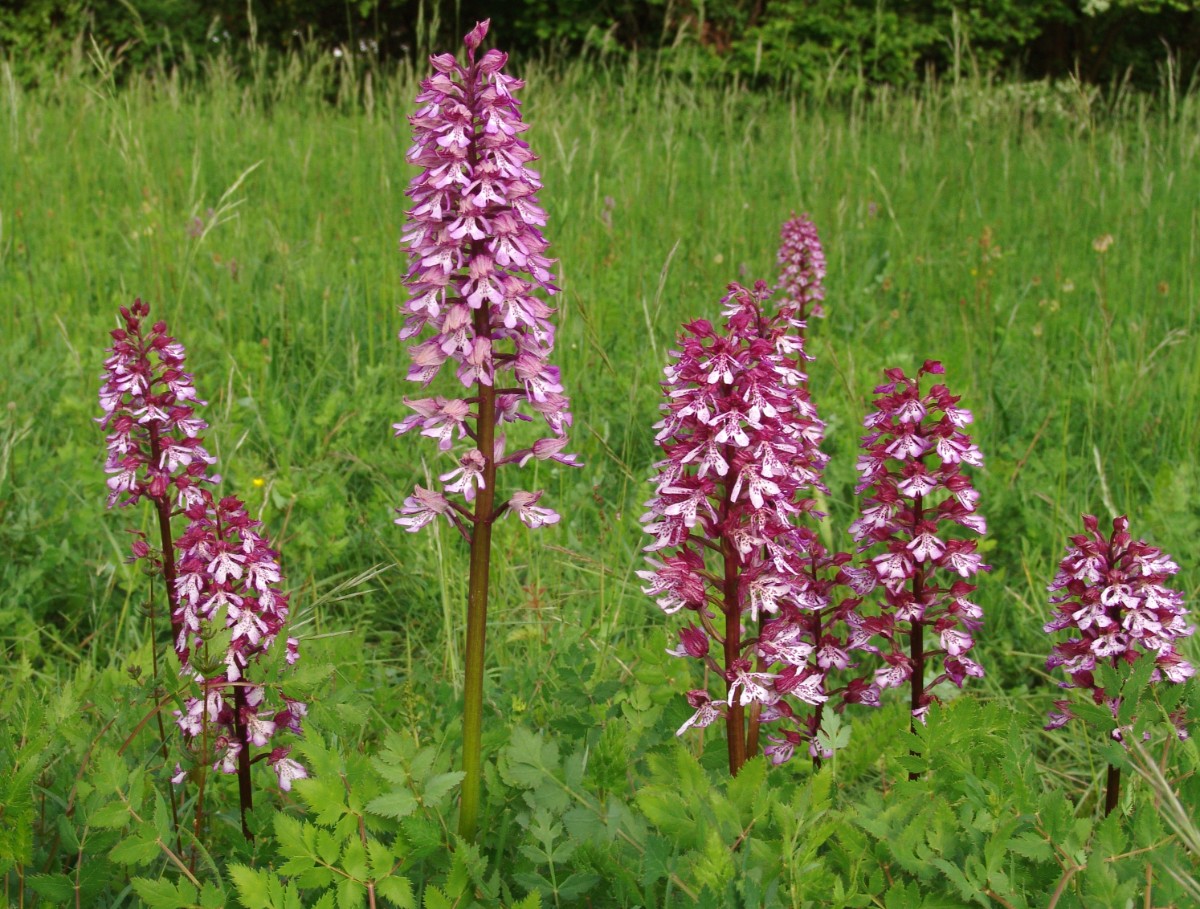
2;48;1199;907
3;0;1199;89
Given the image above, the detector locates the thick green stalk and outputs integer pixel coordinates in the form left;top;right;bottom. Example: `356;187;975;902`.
458;299;497;842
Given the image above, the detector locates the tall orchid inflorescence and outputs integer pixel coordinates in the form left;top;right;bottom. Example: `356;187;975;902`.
641;281;867;774
393;19;576;839
99;299;217;635
99;298;218;851
851;361;987;750
1045;514;1193;814
775;214;827;329
173;491;305;838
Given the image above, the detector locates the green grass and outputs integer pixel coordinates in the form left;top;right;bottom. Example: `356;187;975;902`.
2;48;1199;907
3;54;1197;679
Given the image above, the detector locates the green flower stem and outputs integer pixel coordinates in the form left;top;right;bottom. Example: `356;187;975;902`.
458;296;499;843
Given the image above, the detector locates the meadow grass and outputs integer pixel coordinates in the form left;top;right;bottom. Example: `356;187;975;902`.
1;48;1198;793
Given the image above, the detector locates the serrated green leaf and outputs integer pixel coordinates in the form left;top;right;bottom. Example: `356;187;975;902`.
377;875;416;908
422;771;465;805
337;876;365;909
90;800;131;829
342;837;369;881
132;876;199;908
423;884;453;909
109;830;162;866
929;857;980;901
367;837;395;879
229;863;272;909
501;727;560;789
1008;831;1053;861
295;774;350;827
510;892;541;909
26;873;74;902
725;755;767;820
366;790;418;820
200;881;227;909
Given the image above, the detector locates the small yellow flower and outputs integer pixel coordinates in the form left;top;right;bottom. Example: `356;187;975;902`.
252;477;265;488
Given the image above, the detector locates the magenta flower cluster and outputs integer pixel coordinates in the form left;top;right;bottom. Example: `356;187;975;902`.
775;214;827;323
851;361;988;719
172;492;306;790
1045;514;1194;739
393;19;575;535
98;299;216;513
640;281;860;764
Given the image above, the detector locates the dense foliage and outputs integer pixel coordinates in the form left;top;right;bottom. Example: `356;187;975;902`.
2;0;1199;89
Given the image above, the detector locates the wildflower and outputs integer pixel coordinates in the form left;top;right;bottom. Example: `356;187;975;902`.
99;299;218;646
396;18;575;525
173;492;304;793
98;299;216;513
851;361;987;731
643;282;868;773
1045;514;1193;741
775;214;827;324
395;19;578;840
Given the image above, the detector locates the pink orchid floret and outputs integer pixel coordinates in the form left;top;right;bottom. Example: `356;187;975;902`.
173;492;305;789
642;281;871;768
851;361;988;719
1045;514;1194;740
395;19;577;536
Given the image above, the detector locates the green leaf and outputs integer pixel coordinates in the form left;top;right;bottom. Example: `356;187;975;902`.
337;876;365;909
376;875;416;908
422;771;465;805
132;876;199;908
367;837;396;879
200;881;227;909
423;885;453;909
501;727;561;790
109;830;162;866
510;893;542;909
229;863;272;909
930;857;981;901
342;836;369;880
90;800;131;829
1008;831;1053;862
295;774;350;827
366;790;419;820
26;874;74;903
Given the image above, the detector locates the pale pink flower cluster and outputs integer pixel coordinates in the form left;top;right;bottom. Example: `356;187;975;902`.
1045;514;1194;739
775;214;827;322
98;299;216;513
851;361;988;717
394;20;576;536
641;282;870;761
173;493;306;790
